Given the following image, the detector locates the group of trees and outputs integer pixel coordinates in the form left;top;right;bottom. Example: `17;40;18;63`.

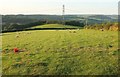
2;21;46;31
45;20;85;27
65;21;85;27
84;22;118;31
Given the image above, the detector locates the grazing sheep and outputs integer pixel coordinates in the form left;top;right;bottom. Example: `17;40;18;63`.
18;32;21;34
69;30;77;33
100;29;104;31
69;31;72;33
26;32;31;34
16;32;21;35
15;35;19;38
73;31;76;33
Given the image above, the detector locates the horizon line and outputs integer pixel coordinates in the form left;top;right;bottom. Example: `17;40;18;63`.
1;13;118;15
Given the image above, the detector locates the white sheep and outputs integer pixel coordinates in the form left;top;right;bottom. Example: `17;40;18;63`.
100;29;104;31
15;35;19;38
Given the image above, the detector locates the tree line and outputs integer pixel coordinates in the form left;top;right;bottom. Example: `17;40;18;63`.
2;20;85;32
84;22;118;31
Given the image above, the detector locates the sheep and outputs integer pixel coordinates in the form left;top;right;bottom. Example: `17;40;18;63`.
73;30;76;33
69;31;72;33
26;32;31;34
100;29;104;31
69;30;77;33
18;32;21;34
15;35;19;38
16;32;21;35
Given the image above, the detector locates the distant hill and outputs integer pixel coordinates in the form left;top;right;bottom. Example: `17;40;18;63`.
88;15;112;20
29;24;81;29
2;14;117;32
2;14;117;25
88;15;117;23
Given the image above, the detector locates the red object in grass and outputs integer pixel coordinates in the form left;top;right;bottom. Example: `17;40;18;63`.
14;48;19;53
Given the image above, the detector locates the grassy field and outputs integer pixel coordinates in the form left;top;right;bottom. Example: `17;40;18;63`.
2;26;118;75
29;24;81;29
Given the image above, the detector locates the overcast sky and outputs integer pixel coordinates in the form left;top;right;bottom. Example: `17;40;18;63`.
0;0;119;15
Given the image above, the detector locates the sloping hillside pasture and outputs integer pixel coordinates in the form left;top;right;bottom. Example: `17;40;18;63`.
29;24;81;29
2;29;118;75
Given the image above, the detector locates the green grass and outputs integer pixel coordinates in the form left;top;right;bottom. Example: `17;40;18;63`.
2;28;118;75
29;24;81;29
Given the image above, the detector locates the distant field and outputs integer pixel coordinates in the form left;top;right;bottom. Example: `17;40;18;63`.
2;28;118;75
29;24;81;29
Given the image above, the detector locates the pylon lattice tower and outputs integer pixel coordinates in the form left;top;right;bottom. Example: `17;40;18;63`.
62;5;65;25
